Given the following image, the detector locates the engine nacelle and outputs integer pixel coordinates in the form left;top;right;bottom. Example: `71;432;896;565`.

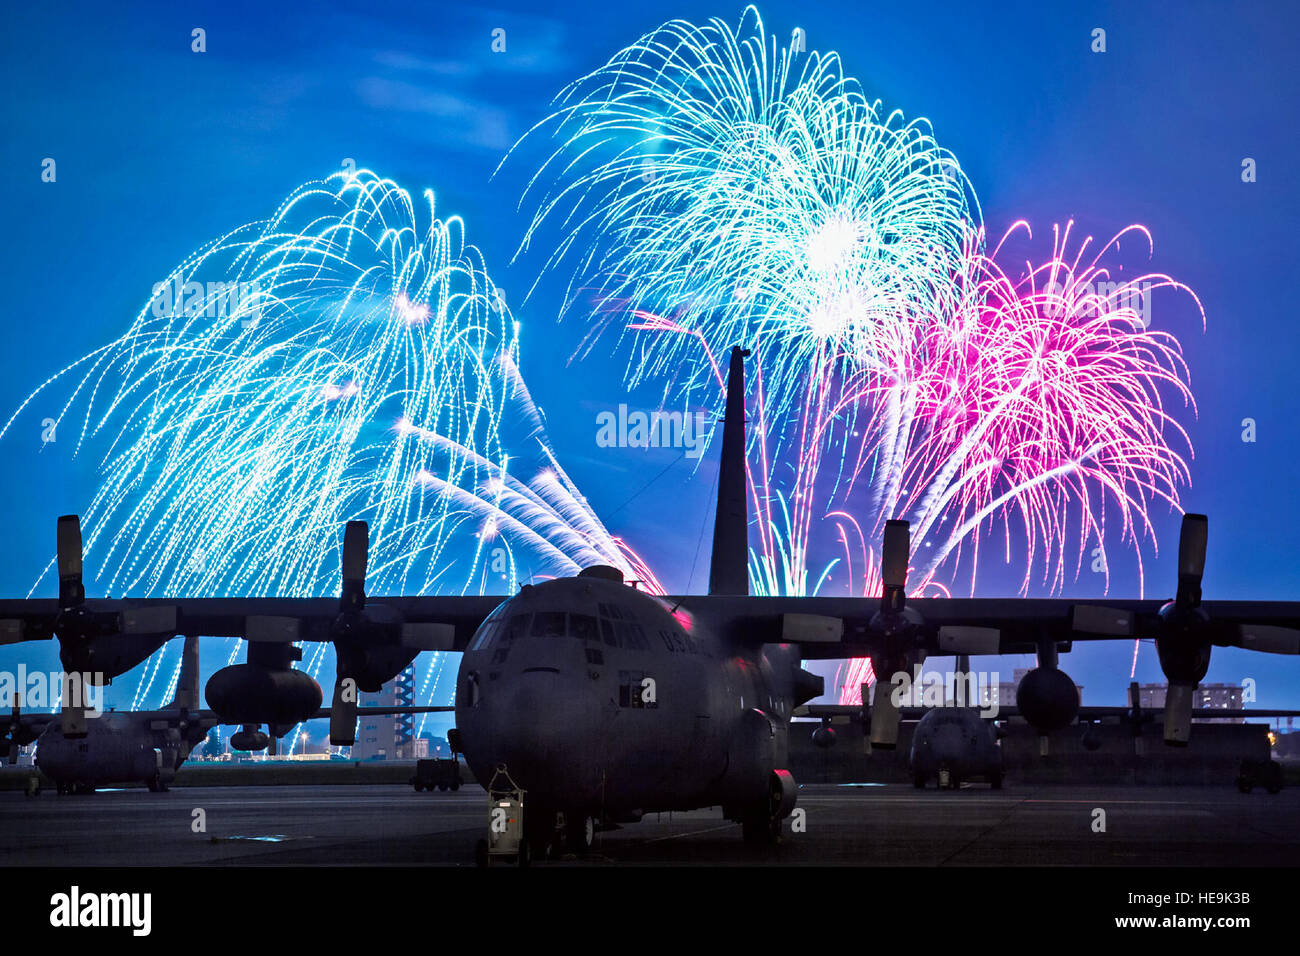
1155;603;1213;684
1015;666;1079;733
206;664;322;726
58;628;170;682
338;646;421;695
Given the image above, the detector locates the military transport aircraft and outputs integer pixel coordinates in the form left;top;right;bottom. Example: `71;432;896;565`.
1;634;451;794
2;346;1299;856
796;670;1300;791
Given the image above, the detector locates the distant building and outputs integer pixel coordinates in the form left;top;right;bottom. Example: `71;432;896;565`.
353;664;418;760
1139;682;1244;723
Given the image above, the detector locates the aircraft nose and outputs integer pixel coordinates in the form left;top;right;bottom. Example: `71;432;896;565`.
486;668;602;800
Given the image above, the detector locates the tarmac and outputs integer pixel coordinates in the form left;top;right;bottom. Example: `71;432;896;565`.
3;781;1298;866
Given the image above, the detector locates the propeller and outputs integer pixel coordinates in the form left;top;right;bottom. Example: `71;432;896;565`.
867;520;920;749
57;514;85;608
327;521;452;744
1156;515;1212;745
880;519;908;614
1175;513;1207;609
1070;513;1298;746
51;515;178;678
330;521;370;746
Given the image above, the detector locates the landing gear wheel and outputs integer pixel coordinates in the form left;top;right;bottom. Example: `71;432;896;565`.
1264;762;1283;794
147;774;168;793
438;783;448;792
741;778;784;847
414;783;425;792
1237;775;1254;794
450;780;460;792
566;813;595;856
913;773;926;789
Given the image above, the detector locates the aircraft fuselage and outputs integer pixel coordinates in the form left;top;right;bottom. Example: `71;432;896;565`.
36;711;202;791
455;569;811;822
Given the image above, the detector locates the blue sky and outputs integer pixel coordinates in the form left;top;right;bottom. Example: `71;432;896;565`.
2;0;1299;713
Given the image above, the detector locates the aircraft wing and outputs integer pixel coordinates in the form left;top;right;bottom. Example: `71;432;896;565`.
792;703;1300;721
304;705;457;718
0;595;504;650
172;705;458;724
672;594;1300;660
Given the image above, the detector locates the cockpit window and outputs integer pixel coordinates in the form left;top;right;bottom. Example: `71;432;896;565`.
485;614;530;663
468;618;499;651
500;614;530;641
569;613;598;643
600;617;619;647
530;611;567;639
620;621;650;651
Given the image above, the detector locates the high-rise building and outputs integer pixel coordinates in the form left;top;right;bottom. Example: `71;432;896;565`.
353;664;421;760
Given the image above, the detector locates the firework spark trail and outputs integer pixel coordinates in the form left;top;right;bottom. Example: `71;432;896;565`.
506;4;977;450
507;3;976;613
835;220;1202;697
510;9;1204;704
2;169;656;737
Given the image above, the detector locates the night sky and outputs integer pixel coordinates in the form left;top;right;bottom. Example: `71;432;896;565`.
2;0;1298;719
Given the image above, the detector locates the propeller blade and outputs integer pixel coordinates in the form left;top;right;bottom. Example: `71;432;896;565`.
881;521;909;590
1175;513;1207;607
1071;604;1134;636
1233;624;1300;655
880;520;909;612
56;515;84;606
1164;683;1195;746
868;679;902;749
329;678;358;746
341;521;368;611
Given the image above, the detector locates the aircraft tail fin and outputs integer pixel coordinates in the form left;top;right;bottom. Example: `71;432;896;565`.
166;635;200;711
707;346;750;596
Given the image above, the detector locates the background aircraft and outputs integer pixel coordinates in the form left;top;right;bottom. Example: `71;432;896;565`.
798;670;1300;791
2;634;451;794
